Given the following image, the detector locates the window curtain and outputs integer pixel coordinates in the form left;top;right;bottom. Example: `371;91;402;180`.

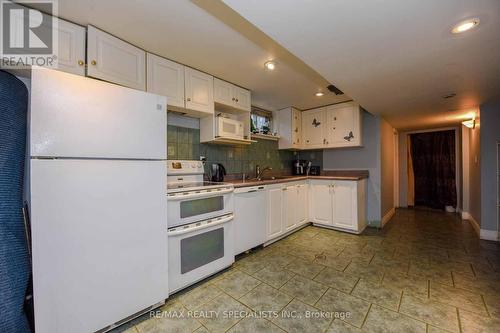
410;130;457;209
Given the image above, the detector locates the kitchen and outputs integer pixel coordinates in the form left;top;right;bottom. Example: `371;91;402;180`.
1;1;500;333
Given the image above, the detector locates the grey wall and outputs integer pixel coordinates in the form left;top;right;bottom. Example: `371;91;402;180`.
323;112;381;224
380;118;395;218
468;120;481;226
480;100;500;232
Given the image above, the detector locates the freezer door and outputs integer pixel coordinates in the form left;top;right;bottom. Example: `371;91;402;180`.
30;159;168;333
30;68;166;159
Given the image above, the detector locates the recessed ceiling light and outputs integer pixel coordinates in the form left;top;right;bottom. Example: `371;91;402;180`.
315;92;324;97
264;61;275;70
451;18;479;34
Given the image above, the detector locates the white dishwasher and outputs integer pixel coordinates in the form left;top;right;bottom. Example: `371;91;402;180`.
234;185;267;255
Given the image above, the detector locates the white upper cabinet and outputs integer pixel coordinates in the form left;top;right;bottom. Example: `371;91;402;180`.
233;86;251;111
214;78;251;112
146;53;185;109
184;67;214;115
278;107;302;150
214;78;234;106
326;102;362;147
87;26;146;91
302;107;326;148
54;19;86;76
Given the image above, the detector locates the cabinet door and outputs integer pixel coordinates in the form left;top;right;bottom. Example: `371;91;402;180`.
87;26;146;90
267;186;283;240
184;67;214;114
55;19;86;76
233;86;251;111
302;108;326;147
292;108;302;146
309;180;333;225
326;103;361;147
283;185;297;232
332;181;357;230
214;78;234;106
296;183;308;225
146;53;185;109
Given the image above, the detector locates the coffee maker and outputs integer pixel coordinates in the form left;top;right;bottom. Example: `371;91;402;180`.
292;159;310;175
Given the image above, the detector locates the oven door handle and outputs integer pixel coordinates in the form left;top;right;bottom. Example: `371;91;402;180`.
167;188;233;201
168;214;234;236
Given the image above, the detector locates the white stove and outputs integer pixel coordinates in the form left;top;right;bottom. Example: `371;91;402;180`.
166;160;235;293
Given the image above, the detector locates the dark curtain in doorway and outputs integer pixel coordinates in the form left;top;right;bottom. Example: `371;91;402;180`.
410;130;456;209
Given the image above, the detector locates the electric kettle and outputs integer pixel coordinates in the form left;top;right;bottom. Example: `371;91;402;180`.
211;163;226;182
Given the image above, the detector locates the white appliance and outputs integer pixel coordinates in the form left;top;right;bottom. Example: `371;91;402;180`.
28;68;169;333
166;160;234;293
234;185;267;255
215;115;244;139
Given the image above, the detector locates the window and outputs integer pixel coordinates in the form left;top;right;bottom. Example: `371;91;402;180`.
251;107;273;134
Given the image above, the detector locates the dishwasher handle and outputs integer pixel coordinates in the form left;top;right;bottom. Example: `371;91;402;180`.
234;186;265;194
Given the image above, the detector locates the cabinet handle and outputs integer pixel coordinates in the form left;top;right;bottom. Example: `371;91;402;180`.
78;60;85;66
91;60;97;66
186;97;191;102
236;98;239;102
282;188;287;191
306;140;310;143
294;128;298;132
334;117;337;120
232;97;235;101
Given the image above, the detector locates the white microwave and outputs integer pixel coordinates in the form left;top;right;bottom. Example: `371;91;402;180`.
215;116;244;139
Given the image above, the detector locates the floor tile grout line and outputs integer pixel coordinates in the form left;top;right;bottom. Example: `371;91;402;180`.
397;289;404;312
360;303;373;329
456;308;463;333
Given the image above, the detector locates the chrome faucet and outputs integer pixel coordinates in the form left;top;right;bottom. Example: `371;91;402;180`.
255;165;272;180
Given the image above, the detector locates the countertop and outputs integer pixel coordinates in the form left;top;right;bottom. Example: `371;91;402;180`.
224;170;369;188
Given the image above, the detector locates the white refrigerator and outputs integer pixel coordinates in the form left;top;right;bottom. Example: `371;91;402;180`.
28;68;168;333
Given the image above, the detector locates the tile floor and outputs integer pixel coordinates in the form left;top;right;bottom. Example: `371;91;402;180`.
115;209;500;333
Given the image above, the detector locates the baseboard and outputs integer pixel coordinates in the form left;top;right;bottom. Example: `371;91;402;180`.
480;229;499;241
461;211;471;220
462;212;480;237
381;207;396;227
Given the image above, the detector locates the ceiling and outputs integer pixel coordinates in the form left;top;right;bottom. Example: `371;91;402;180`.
223;0;500;130
26;0;351;111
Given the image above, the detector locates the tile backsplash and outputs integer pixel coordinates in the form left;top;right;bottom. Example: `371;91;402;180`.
167;125;323;175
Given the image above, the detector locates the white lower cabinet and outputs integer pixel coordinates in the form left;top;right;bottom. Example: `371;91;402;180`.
235;178;365;248
309;179;366;233
283;184;298;232
266;181;308;242
309;180;333;225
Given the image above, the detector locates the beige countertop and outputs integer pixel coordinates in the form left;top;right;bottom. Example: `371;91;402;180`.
225;170;369;188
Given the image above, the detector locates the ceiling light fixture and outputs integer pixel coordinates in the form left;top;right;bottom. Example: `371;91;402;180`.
315;92;324;97
462;114;476;129
264;61;275;70
451;18;480;34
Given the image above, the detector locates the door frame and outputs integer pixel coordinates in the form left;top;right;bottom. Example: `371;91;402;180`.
399;127;460;210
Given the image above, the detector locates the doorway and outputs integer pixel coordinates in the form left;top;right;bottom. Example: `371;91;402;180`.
408;130;457;210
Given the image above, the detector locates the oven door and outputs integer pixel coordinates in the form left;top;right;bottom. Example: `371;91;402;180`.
168;214;234;293
167;188;233;228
